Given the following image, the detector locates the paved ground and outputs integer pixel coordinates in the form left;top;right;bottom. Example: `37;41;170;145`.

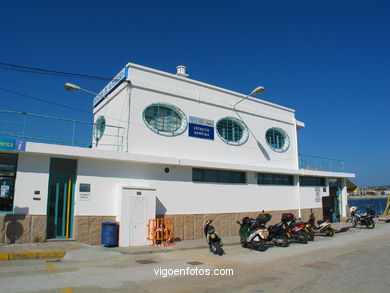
1;222;389;293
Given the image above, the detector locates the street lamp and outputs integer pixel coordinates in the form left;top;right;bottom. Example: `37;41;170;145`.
232;85;265;108
64;83;99;96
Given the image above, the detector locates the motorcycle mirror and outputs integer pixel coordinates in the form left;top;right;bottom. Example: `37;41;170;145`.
236;221;241;225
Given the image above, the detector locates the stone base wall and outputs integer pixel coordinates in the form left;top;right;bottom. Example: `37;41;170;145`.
73;216;116;245
0;214;46;244
166;208;323;240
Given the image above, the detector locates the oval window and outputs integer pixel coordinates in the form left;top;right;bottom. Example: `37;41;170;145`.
216;117;248;145
265;127;290;152
94;116;106;142
143;103;187;136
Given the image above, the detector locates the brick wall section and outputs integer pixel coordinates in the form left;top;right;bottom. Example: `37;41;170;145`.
73;216;116;245
167;208;323;240
0;214;46;243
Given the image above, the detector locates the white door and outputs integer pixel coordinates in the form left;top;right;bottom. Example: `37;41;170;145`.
130;196;147;246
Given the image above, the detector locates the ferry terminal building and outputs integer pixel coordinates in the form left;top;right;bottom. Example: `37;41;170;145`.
0;63;355;246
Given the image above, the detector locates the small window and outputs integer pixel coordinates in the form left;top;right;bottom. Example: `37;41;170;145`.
216;117;248;145
265;127;290;152
192;168;246;184
143;103;187;136
300;176;326;186
257;173;294;185
0;153;18;212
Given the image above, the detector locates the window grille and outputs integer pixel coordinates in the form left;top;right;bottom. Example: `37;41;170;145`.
216;117;248;145
143;103;187;136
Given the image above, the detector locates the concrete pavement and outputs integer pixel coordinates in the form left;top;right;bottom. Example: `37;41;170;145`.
0;221;354;261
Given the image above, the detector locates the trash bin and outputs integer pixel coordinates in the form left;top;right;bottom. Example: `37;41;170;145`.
101;222;118;247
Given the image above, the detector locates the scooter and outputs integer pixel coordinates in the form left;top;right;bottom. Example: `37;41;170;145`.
204;220;224;255
237;217;268;251
308;210;335;237
267;222;290;247
281;213;309;244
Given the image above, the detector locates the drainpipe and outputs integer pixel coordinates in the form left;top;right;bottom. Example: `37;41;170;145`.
125;80;132;152
295;175;302;220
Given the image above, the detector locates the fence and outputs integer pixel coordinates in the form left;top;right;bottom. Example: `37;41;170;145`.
299;153;345;172
0;110;124;149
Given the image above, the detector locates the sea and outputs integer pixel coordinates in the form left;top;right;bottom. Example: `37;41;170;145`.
348;197;389;216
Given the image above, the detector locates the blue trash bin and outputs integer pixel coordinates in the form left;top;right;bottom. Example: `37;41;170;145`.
101;222;118;247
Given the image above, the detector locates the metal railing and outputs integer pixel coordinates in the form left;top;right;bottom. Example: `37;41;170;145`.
0;110;124;149
299;153;345;172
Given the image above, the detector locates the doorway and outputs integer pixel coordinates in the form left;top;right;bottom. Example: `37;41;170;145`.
322;178;341;222
47;158;76;239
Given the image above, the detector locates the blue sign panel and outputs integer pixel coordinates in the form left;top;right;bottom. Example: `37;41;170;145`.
188;116;214;140
93;67;129;108
0;138;26;151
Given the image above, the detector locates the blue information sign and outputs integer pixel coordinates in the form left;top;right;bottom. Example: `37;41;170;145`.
0;138;26;151
188;116;214;140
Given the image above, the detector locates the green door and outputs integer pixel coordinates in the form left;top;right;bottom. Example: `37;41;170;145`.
47;158;77;239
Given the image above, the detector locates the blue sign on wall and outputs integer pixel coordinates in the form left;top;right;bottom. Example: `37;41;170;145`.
188;116;214;140
0;138;26;151
93;67;129;108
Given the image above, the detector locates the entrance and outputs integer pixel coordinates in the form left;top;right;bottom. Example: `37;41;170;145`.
322;178;341;222
47;158;77;239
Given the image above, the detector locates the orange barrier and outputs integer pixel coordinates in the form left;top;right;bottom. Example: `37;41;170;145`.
147;218;174;246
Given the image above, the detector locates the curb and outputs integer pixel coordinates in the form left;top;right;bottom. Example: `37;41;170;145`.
0;250;66;261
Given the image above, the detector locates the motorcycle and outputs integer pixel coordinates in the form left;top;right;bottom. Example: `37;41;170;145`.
204;220;224;255
237;217;267;251
348;206;375;229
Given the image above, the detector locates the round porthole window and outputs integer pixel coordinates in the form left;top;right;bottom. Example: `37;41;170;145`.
216;117;248;146
94;116;106;143
265;127;290;152
143;103;187;136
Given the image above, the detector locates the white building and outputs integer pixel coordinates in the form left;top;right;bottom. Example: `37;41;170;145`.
0;63;354;246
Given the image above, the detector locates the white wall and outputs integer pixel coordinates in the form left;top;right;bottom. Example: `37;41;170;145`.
93;64;300;170
13;153;50;215
299;186;328;210
74;158;300;216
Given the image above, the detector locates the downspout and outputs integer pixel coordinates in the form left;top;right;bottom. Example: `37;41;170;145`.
125;80;132;152
296;175;302;220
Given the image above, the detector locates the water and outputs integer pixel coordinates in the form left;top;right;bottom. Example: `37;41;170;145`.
348;197;389;216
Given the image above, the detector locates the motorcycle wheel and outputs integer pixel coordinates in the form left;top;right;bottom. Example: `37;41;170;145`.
351;218;357;227
254;239;267;252
273;235;289;247
240;237;247;248
212;242;223;255
295;231;308;244
325;227;334;237
307;231;315;241
366;219;375;229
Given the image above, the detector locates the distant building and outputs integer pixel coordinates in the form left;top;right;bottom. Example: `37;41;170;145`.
0;63;355;246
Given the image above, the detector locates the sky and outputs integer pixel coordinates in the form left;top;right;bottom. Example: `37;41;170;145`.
0;0;389;187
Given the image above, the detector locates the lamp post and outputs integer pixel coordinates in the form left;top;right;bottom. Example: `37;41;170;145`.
232;85;265;108
64;83;99;96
